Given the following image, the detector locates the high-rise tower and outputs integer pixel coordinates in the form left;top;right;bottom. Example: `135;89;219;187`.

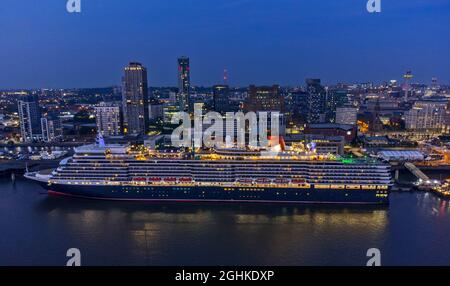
122;62;149;135
403;71;413;102
177;57;190;111
213;85;230;114
305;79;326;123
18;94;42;142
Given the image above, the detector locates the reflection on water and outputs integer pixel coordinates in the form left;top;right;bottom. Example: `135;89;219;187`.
37;195;388;234
34;191;389;265
1;178;450;266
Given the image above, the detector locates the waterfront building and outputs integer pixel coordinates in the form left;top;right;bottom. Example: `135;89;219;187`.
41;113;62;142
95;102;121;136
405;101;448;132
122;62;149;135
17;94;42;142
378;150;424;162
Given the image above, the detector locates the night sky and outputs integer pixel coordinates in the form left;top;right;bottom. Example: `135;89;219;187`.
0;0;449;88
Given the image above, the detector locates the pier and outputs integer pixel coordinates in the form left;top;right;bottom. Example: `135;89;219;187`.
0;160;60;177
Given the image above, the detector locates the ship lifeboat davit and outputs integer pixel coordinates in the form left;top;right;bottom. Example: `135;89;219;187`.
179;177;193;183
164;177;177;182
149;177;162;182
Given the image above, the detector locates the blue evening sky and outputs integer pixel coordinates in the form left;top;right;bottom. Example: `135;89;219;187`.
0;0;449;88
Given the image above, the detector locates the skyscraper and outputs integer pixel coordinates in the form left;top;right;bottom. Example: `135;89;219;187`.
288;90;308;124
18;94;42;142
177;57;190;111
95;102;122;136
326;89;347;122
122;62;149;135
213;85;230;114
245;85;285;136
305;79;326;123
245;85;284;112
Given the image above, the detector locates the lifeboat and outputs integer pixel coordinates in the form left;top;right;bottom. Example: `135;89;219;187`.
133;177;146;182
164;177;177;182
292;179;306;184
237;178;253;184
179;177;193;183
149;177;162;182
274;178;290;184
256;178;271;184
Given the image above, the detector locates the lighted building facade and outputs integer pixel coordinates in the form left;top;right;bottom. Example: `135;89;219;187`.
213;85;230;114
95;102;122;136
122;62;149;135
149;103;164;121
41;113;62;142
245;85;284;112
405;101;448;132
305;79;326;123
326;89;347;122
335;107;358;125
177;57;190;111
18;94;42;142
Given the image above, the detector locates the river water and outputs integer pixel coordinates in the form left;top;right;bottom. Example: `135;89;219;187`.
0;177;449;266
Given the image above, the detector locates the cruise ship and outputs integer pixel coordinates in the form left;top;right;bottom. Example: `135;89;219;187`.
25;141;392;205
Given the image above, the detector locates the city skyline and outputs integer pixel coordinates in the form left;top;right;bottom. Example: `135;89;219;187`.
1;0;449;88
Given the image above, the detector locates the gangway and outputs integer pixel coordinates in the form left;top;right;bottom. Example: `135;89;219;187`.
404;162;430;182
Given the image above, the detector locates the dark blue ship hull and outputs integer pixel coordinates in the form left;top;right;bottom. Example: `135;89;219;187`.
39;182;390;205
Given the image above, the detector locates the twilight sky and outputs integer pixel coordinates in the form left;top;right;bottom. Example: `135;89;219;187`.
0;0;449;88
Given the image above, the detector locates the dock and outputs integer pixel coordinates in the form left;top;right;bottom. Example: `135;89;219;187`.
0;160;60;177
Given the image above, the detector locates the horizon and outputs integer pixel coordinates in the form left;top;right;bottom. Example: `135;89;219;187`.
0;73;448;91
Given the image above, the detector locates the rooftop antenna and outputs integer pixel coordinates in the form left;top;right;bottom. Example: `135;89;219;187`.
223;69;228;85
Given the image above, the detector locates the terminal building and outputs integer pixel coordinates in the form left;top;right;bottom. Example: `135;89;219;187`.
378;150;424;162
